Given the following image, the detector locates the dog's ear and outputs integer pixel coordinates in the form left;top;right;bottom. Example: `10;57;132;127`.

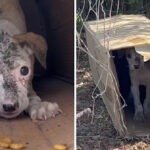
13;32;47;68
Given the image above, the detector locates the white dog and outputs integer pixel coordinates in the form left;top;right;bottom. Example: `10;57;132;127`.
126;48;150;121
0;0;61;120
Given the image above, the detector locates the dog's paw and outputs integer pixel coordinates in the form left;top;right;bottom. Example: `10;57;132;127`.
29;102;62;120
134;110;144;122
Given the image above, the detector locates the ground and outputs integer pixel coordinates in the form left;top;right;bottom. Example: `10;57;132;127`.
77;50;150;150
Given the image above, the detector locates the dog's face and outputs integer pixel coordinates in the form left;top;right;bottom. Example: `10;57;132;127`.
0;32;47;118
126;48;144;70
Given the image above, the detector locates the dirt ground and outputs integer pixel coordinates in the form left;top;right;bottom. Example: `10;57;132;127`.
77;50;150;150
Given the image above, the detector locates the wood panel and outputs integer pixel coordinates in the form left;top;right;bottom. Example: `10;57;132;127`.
0;78;74;150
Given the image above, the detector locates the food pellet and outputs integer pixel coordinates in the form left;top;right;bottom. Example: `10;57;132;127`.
0;141;10;148
10;143;26;150
54;144;67;150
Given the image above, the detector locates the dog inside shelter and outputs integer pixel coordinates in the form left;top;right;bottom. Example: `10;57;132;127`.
0;0;74;149
85;15;150;137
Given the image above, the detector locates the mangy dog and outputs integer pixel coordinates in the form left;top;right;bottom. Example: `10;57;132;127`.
0;0;61;119
126;48;150;121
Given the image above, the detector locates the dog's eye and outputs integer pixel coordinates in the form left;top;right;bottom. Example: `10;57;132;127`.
20;66;29;76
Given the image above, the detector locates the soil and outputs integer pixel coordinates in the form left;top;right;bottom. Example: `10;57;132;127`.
77;50;150;150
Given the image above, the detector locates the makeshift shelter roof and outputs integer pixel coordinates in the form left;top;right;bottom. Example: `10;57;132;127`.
86;15;150;61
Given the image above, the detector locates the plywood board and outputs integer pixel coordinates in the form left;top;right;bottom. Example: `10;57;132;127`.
85;23;127;136
86;15;150;60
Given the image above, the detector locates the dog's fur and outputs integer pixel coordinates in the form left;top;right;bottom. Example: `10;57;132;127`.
126;48;150;121
0;0;61;120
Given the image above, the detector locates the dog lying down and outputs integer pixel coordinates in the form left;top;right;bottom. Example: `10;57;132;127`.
0;0;61;120
126;48;150;122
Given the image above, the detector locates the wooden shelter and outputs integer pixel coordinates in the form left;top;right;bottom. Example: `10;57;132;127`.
85;15;150;136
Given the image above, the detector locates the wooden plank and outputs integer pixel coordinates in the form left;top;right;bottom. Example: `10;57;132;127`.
0;118;51;150
35;79;74;149
85;23;127;135
86;15;150;51
0;78;74;150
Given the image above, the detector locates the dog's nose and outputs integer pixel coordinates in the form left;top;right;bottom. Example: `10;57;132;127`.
3;104;17;112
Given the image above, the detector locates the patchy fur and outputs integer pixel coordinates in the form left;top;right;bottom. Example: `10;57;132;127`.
0;0;61;120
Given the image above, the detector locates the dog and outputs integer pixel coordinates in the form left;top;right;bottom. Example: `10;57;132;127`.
126;47;150;121
0;0;61;120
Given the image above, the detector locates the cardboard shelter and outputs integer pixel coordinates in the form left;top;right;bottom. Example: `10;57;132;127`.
85;15;150;136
